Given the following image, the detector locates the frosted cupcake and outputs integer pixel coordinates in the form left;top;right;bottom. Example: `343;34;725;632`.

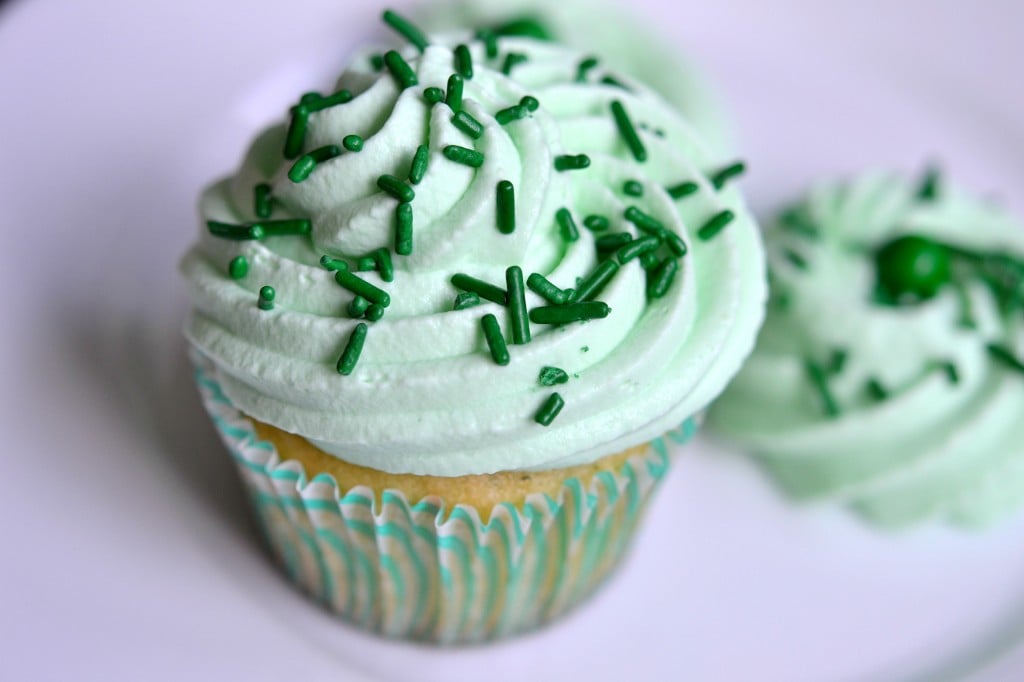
183;11;765;642
709;170;1024;529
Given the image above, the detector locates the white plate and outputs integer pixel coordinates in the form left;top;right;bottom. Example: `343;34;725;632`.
2;0;1023;680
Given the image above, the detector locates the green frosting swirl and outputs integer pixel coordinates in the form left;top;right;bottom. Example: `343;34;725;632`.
709;172;1024;528
182;33;765;477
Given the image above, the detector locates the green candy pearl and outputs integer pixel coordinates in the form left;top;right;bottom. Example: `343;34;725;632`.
875;235;952;301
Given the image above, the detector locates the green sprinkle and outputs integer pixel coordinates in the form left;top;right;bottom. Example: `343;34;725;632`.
334;270;391;307
408;144;430;185
639;250;659;270
348;296;369;318
283;104;309;159
506;266;531;344
207;221;264;240
581;345;589;353
556;208;579;242
610;100;647;162
451;273;507;305
254;183;273;218
395;202;413;255
538;366;569;386
258;285;276;311
493;17;552;40
377;174;415;202
710;161;747;190
783;248;808;269
481;314;509;365
382;10;429;52
828;349;848;375
228;256;248;279
527;273;571;305
356;256;376;272
940;361;960;384
502;52;527;75
453;291;481;310
666;233;688;258
698;210;735;241
365;304;385;322
454;44;473;79
583;215;610;232
534;392;565;426
988;343;1024;374
301;91;321;105
288;145;342;183
320;255;348;271
530;301;610;324
476;29;499;58
623;180;644;197
806;361;839;417
452;110;484;139
646;257;678;299
423;87;444;105
917;165;942;201
495;104;529;125
443;145;484;167
554;154;590;171
342;134;363;152
496;180;516;234
667;181;699;200
616;235;660;264
778;206;819;239
383;50;418;89
624;206;664;235
576;56;599;82
259;219;312;237
520;95;539;111
370;54;385;71
306;89;353;112
601;74;630;90
596;232;633;251
336;323;368;375
572;260;619;302
866;379;889;401
375;248;394;282
445;73;463;111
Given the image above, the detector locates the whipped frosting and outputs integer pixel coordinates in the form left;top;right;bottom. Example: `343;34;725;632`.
708;172;1024;528
182;31;765;477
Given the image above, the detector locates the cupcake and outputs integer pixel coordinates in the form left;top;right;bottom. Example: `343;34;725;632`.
708;170;1024;529
182;10;765;642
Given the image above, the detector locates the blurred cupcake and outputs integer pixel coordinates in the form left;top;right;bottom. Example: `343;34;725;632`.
709;169;1024;529
182;10;765;642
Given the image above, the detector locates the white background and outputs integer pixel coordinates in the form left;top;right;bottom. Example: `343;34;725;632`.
2;0;1023;680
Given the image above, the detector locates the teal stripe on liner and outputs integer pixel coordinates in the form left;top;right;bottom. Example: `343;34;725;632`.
298;527;334;603
378;513;429;628
317;528;358;615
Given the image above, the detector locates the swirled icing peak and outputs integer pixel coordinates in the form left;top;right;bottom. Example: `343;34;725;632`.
708;170;1024;528
182;13;765;476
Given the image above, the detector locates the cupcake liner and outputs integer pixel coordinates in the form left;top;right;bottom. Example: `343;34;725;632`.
194;355;697;643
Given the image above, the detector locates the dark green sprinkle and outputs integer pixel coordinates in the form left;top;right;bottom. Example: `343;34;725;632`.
554;154;590;171
646;257;678;299
382;10;429;52
610;100;647;162
698;210;735;241
452;110;484;139
520;95;539;111
383;50;418;89
254;183;273;218
667;181;699;200
534;392;565;426
666;233;688;258
228;256;248;279
538;366;569;386
530;301;610;324
307;89;353;112
572;260;619;302
496;180;516;234
320;255;348;271
576;56;599;82
334;270;391;307
527;273;570;305
596;232;633;251
395;202;413;255
623;180;644;197
556;208;579;242
783;248;808;269
365;304;385;322
454;44;473;79
806;361;839;417
495;104;529;125
639;250;659;270
710;161;747;190
207;221;264;240
917;165;942;201
454;291;481;310
348;296;369;318
377;174;415;202
476;29;499;58
300;91;321;105
481;314;509;365
624;206;664;234
616;235;660;264
866;378;889;401
342;134;363;152
940;361;960;384
370;53;385;71
375;248;394;282
778;207;819;239
506;266;531;344
502;52;528;75
423;87;445;105
258;285;275;311
408;144;430;185
452;273;507;305
580;345;589;353
283;104;309;159
988;344;1024;374
493;17;552;39
443;145;484;167
600;74;630;90
259;219;312;237
288;145;342;182
336;323;368;375
584;215;610;232
356;256;376;272
828;349;848;375
445;73;463;111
